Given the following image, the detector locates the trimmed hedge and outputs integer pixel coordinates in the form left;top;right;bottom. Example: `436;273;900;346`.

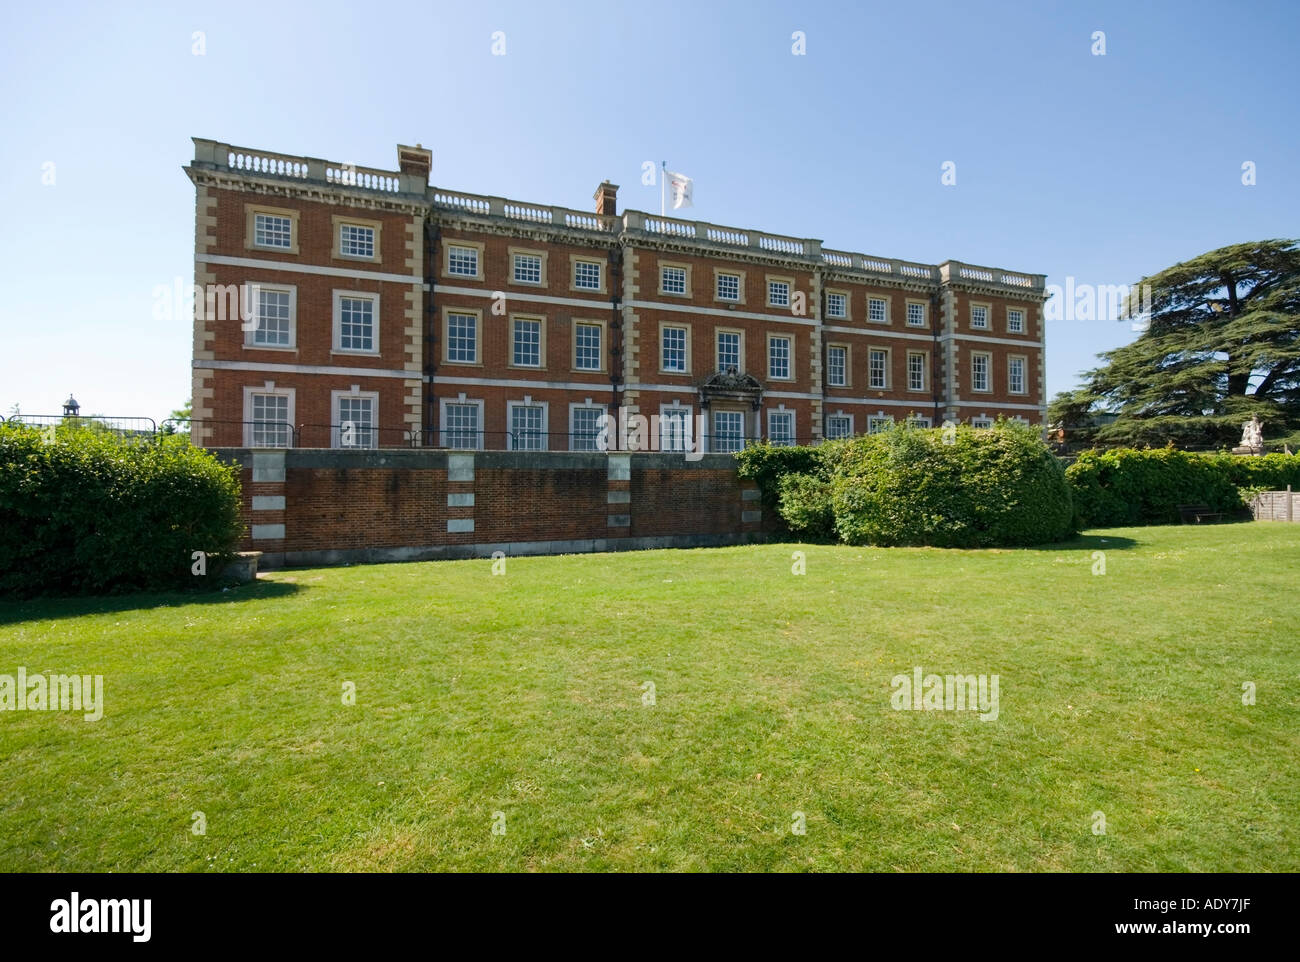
1065;448;1300;527
831;423;1074;547
0;423;244;596
738;423;1075;547
735;442;829;522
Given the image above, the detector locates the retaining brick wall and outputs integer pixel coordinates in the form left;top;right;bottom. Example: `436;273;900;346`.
213;449;770;567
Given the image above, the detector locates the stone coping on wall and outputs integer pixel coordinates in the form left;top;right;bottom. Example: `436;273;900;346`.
210;449;745;471
255;531;768;569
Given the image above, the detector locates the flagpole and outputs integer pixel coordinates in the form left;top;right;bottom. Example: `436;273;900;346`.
660;161;666;216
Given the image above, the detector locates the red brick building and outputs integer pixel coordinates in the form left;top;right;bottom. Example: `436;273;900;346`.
185;138;1047;452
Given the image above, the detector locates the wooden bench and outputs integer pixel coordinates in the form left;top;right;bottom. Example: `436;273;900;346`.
1177;504;1223;524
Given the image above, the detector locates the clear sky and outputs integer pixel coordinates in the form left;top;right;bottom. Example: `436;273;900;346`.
1;0;1296;422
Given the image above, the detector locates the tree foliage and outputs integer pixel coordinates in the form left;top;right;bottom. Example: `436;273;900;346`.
1072;240;1300;450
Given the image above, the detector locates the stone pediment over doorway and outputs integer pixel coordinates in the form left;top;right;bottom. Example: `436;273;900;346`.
699;368;764;409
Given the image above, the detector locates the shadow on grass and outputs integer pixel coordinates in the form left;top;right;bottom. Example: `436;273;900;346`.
1023;532;1141;552
0;579;304;626
763;532;1144;552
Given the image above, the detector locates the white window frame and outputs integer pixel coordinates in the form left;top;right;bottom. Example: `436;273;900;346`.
333;216;380;262
571;257;604;293
245;283;297;349
971;351;992;393
906;350;927;392
715;271;742;303
826;344;848;387
868;297;889;324
825;413;853;440
906;300;927;327
573;320;605;372
242;385;295;448
439;397;485;450
716;329;743;372
338;223;375;259
510;316;544;369
445;243;483;280
444;309;480;365
868;415;894;434
250;209;295;251
1007;308;1025;334
511;250;545;286
333;290;380;355
767;277;792;309
507;399;549;451
569;402;606;451
971;417;994;429
970;303;990;330
658;403;694;453
868;348;890;390
660;324;689;374
1008;355;1027;394
331;389;379;449
825;290;848;320
659;262;690;297
711;410;746;453
768;334;792;381
767;408;796;447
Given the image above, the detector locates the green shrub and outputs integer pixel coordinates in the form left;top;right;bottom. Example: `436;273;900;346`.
1065;448;1254;527
0;423;244;596
829;423;1075;547
734;441;823;512
776;471;836;539
1202;452;1300;490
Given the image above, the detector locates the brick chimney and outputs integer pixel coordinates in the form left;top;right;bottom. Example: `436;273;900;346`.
594;180;619;216
397;143;432;181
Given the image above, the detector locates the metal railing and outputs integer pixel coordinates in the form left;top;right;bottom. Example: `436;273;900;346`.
6;413;158;436
1;416;828;452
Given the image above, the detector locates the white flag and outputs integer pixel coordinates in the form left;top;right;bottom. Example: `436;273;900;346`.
666;170;694;210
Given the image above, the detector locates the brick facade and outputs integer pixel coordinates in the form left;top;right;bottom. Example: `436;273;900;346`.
185;138;1047;458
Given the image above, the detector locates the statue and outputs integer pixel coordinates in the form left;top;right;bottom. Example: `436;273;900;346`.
1233;414;1264;455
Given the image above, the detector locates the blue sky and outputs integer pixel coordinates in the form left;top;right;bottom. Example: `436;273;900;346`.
1;0;1296;422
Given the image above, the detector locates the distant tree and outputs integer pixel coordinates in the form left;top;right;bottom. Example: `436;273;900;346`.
1071;240;1300;450
162;399;193;439
1047;390;1100;447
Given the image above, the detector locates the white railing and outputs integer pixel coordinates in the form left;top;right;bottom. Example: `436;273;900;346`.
707;226;749;245
898;263;933;279
503;201;550;223
758;235;804;255
644;216;696;237
326;165;399;193
227;150;309;179
432;191;490;215
565;211;615;231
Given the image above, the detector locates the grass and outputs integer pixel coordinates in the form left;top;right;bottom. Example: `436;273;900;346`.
1;523;1297;872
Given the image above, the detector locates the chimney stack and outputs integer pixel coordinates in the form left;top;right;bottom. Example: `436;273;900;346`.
397;143;432;181
594;180;619;216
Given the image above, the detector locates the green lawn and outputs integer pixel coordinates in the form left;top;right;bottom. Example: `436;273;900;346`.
1;523;1297;872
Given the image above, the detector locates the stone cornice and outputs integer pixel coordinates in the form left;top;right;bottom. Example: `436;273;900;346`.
186;166;430;217
187;138;1048;299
